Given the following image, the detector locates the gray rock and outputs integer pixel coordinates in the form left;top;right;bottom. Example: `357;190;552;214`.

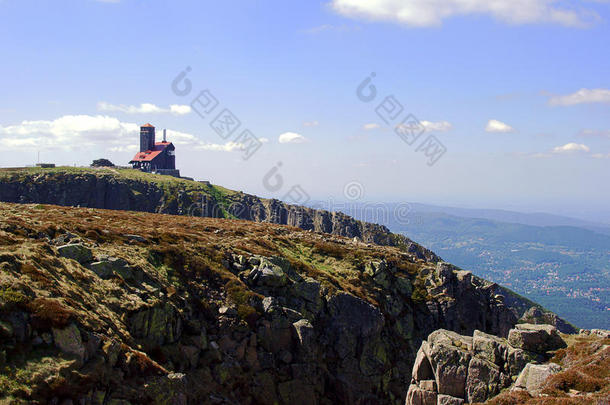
437;394;464;405
292;319;315;354
412;342;434;381
129;303;182;345
406;385;436;405
258;266;288;287
513;363;561;396
57;244;93;264
465;357;501;403
292;278;321;304
52;323;85;363
436;262;454;284
505;346;535;376
328;292;384;338
519;307;578;334
427;332;471;398
472;330;506;366
508;323;566;354
418;380;436;392
88;257;132;279
359;336;389;376
262;296;279;313
123;234;148;243
408;328;531;405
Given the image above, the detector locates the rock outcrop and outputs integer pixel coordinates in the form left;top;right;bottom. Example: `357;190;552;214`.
518;306;578;334
0;202;533;404
507;323;567;354
0;168;437;259
406;324;567;404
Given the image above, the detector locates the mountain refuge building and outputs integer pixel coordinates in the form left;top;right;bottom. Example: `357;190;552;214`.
129;124;180;177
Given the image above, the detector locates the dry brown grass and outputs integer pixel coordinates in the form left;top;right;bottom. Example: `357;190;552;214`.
0;201;427;337
27;297;76;329
486;335;610;404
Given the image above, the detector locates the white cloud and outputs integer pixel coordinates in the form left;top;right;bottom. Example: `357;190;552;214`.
303;121;319;127
549;88;610;106
169;104;192;115
421;120;453;132
592;153;610;159
363;123;380;130
0;115;242;153
97;101;192;115
485;119;514;133
330;0;598;28
552;143;590;153
278;132;308;144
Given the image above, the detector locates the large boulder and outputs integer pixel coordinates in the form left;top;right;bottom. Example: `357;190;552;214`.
406;327;545;405
258;266;288;287
465;357;503;402
519;307;578;334
57;244;93;264
437;394;464;405
405;384;437;405
513;363;562;396
426;330;472;398
89;257;135;280
508;324;566;354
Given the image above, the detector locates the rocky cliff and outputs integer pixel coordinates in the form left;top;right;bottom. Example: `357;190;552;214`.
0;167;564;327
0;167;432;256
0;202;528;404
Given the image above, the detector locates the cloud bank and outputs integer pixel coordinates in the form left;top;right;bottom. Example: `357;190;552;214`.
330;0;598;28
552;143;590;153
549;88;610;106
0;115;242;153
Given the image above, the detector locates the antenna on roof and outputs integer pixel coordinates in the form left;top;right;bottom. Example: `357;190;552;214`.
163;129;167;142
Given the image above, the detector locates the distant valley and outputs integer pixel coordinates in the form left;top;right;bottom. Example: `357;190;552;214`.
337;202;610;329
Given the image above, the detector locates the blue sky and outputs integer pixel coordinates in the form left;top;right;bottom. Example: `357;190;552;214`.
1;0;609;221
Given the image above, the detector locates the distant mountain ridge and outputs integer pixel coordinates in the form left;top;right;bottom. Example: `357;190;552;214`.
405;202;610;236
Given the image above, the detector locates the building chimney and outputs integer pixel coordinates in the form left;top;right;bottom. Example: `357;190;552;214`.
163;129;167;142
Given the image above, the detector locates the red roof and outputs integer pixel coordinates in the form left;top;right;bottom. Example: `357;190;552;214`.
130;142;171;162
141;123;155;128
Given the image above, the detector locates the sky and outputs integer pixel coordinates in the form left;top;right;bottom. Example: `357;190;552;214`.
0;0;609;222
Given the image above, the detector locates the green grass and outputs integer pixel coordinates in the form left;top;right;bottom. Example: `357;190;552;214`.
0;166;250;220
